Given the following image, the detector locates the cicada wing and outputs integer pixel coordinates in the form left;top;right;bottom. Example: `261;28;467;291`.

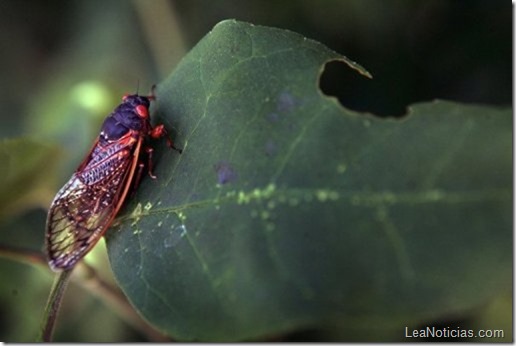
46;139;140;271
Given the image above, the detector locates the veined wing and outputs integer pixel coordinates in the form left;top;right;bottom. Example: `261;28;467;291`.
46;136;141;270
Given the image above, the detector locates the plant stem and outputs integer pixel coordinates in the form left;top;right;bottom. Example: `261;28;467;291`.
0;245;169;341
38;268;73;342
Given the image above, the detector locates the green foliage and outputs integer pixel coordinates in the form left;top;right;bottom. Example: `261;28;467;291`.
106;20;511;341
0;138;60;222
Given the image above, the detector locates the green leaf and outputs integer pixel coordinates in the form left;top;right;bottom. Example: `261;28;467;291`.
106;20;511;341
0;138;60;222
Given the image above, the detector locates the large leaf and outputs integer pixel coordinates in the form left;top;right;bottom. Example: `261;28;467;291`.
106;20;511;341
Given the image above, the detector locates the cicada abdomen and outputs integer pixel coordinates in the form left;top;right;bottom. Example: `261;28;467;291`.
46;93;176;271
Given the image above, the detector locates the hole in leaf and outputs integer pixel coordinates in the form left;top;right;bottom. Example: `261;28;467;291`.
319;60;405;118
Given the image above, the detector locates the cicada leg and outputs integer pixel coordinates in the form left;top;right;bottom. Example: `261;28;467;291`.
145;146;158;179
150;124;182;154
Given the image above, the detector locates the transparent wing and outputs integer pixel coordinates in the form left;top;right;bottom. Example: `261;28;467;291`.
46;138;140;270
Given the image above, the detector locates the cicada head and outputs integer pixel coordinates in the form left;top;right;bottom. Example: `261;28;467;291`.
122;94;152;117
100;95;154;142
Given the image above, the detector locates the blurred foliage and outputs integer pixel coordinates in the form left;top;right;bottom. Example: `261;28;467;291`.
0;138;60;222
0;0;510;342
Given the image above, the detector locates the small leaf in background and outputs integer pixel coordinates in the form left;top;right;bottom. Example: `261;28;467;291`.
0;138;60;222
106;20;511;341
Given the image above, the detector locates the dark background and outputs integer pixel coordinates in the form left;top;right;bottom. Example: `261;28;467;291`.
0;1;511;138
0;0;511;341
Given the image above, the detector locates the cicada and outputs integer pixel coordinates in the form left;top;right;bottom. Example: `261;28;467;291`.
45;91;178;271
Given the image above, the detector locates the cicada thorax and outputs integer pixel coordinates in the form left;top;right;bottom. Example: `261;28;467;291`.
45;93;162;271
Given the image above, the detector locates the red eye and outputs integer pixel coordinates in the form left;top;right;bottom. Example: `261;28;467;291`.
135;105;148;118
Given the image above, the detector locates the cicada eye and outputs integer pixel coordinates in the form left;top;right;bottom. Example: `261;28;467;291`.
135;104;148;118
122;93;130;101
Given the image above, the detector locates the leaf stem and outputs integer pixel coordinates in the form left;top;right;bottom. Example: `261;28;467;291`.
1;245;169;341
38;269;73;342
0;244;47;266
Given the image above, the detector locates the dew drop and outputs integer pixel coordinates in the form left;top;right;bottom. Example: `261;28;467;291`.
164;224;187;248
